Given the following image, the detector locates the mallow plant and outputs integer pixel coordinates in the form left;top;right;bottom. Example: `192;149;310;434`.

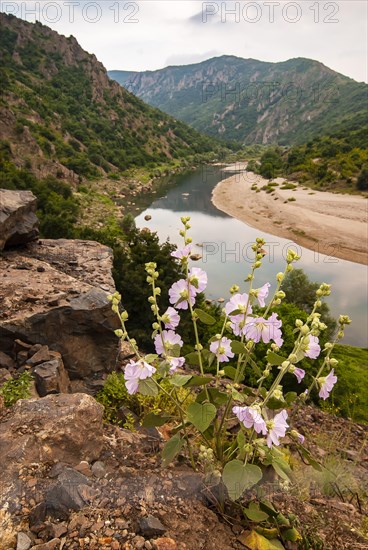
108;216;351;503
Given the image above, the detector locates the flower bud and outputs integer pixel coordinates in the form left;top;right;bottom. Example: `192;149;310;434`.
254;261;262;268
263;369;270;377
276;291;285;299
329;358;338;366
295;319;303;327
273;388;283;400
337;331;344;339
286;249;300;263
152;322;160;330
114;329;124;338
300;325;309;335
276;272;284;282
148;296;155;304
315;300;322;308
288;354;297;363
230;284;240;295
121;311;129;321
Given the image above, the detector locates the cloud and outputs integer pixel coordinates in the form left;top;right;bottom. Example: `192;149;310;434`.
2;0;367;82
165;51;221;67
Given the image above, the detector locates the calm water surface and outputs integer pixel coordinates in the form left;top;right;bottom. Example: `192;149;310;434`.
134;167;368;347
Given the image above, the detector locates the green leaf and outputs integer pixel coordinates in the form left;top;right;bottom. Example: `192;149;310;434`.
224;366;237;380
222;460;262;500
185;352;200;366
187;402;216;432
231;387;246;403
298;445;323;471
272;458;292;482
284;391;298;406
275;513;290;527
282;528;301;542
170;344;181;358
238;529;285;549
266;351;286;366
231;341;248;355
138;378;158;396
255;527;279;540
243;503;269;522
162;433;184;467
196;388;228;406
194;308;216;325
169;374;192;387
144;354;158;363
142;412;170;427
259;500;278;518
185;375;212;387
266;396;286;410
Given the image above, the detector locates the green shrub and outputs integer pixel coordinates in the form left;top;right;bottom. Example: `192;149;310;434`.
96;371;193;425
0;371;33;407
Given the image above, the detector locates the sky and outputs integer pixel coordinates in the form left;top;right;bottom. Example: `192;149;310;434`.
1;0;367;82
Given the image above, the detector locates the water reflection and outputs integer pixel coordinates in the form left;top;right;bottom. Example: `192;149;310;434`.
134;167;368;347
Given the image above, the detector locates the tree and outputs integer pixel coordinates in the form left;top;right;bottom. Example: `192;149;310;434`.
281;268;336;338
356;167;368;191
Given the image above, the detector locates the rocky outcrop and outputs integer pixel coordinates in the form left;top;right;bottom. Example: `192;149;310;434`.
0;238;120;379
0;189;39;251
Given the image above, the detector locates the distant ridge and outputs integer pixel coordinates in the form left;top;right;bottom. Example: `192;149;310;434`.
0;13;223;183
109;55;368;144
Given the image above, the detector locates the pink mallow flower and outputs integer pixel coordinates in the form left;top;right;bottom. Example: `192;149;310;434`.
294;367;306;384
304;335;321;359
171;245;191;260
162;307;180;330
210;337;235;363
256;282;271;307
124;360;156;395
167;356;185;373
154;330;183;355
318;369;337;400
233;406;267;435
225;293;252;323
266;410;289;448
188;267;208;293
169;279;196;310
243;312;283;347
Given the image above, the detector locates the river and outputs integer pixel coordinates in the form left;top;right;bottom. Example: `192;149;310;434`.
133;166;368;347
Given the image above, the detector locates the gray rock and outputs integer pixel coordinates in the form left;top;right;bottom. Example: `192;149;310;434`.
0;239;119;378
33;356;70;396
17;532;32;550
0;393;104;509
91;460;106;479
0;350;16;370
139;515;166;537
0;367;12;383
26;345;51;367
46;468;92;518
0;189;39;251
29;538;61;550
29;502;47;527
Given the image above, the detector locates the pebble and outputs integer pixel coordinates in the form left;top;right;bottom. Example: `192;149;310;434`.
17;532;32;550
132;535;146;549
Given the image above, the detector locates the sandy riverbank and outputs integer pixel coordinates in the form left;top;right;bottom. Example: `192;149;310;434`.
212;170;368;265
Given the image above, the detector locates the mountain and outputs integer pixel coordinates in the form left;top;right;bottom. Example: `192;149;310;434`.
109;56;368;145
0;13;223;184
